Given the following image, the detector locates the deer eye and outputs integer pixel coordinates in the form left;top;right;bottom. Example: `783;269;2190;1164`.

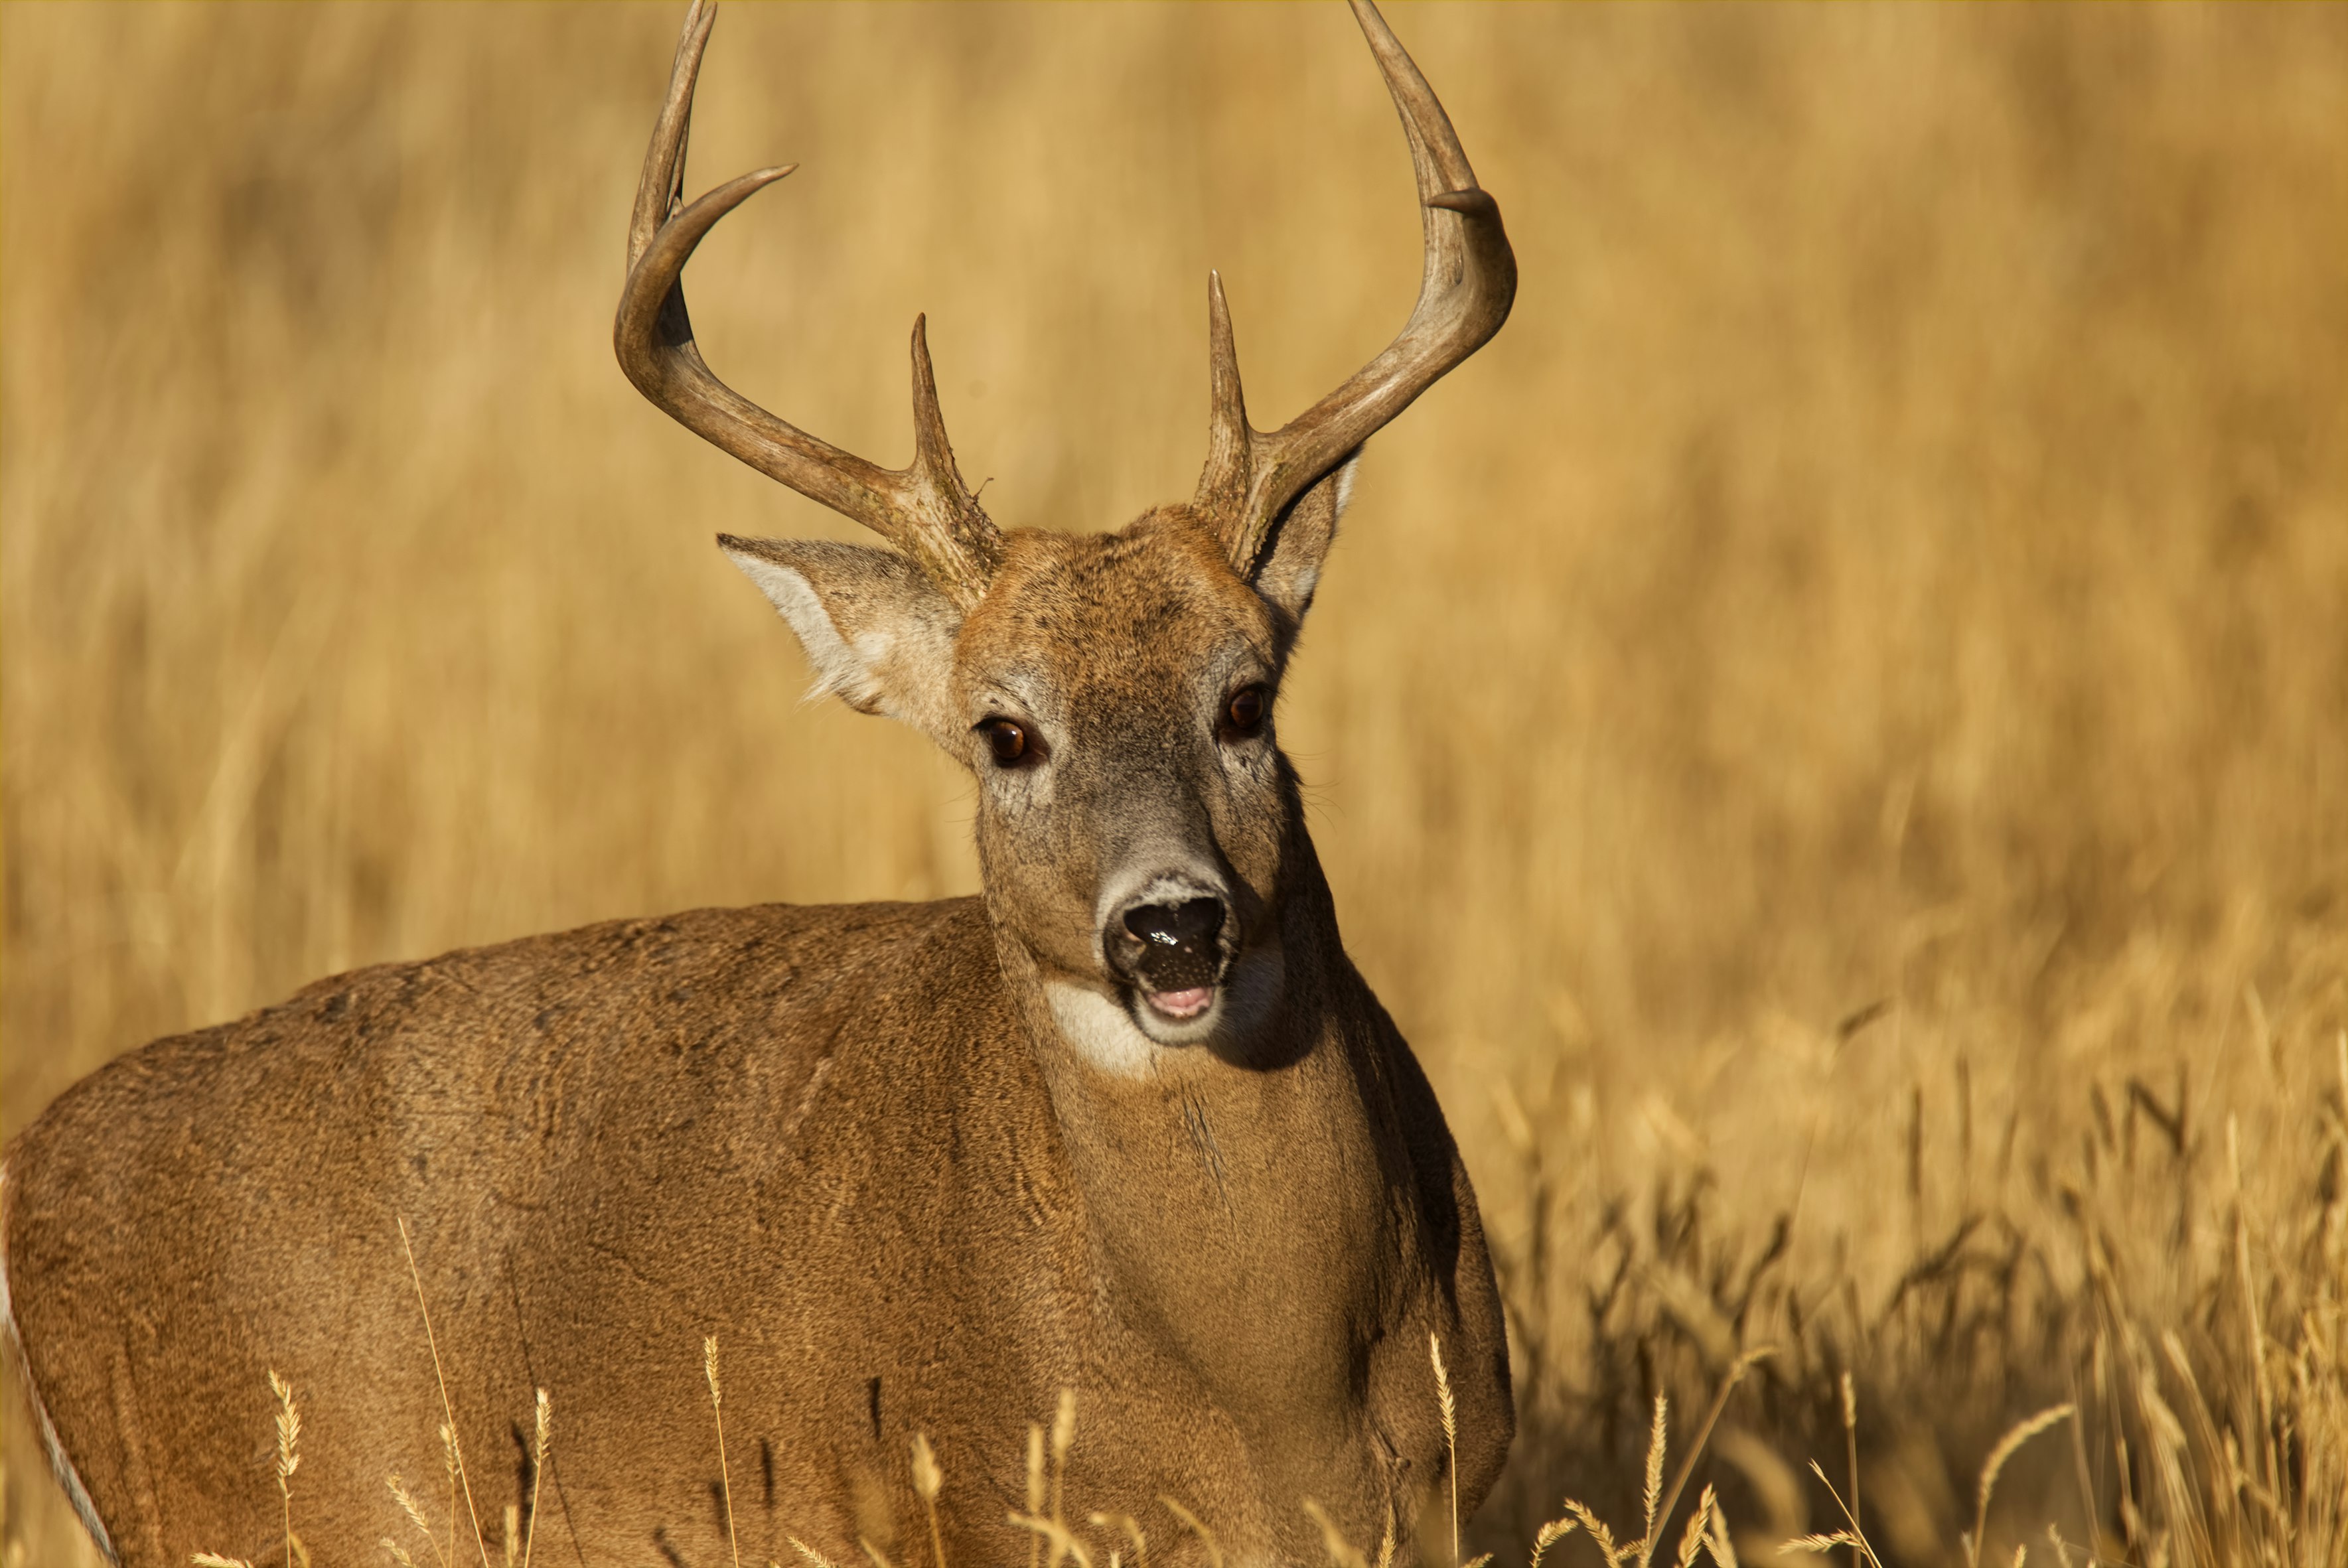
976;717;1031;767
1224;685;1268;737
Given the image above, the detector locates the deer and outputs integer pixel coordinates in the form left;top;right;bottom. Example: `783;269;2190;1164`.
1;3;1517;1565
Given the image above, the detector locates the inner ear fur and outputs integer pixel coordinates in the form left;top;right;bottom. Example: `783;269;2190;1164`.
1250;449;1359;624
719;534;966;747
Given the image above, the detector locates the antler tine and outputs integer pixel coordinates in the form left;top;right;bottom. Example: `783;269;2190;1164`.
1196;0;1516;575
1197;271;1251;519
628;0;712;275
615;1;1003;608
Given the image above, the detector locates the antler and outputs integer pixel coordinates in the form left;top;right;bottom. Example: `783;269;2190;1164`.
1194;0;1516;576
615;0;1003;608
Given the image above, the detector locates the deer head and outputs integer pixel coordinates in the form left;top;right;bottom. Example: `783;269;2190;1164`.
615;0;1513;1066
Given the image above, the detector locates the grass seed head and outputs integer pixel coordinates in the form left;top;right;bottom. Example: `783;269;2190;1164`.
1969;1403;2075;1568
1641;1395;1668;1551
1704;1498;1738;1568
1530;1517;1579;1568
790;1539;846;1568
911;1433;942;1503
268;1370;301;1486
1562;1502;1618;1566
1429;1334;1457;1443
390;1476;432;1538
1785;1534;1868;1558
1669;1486;1715;1568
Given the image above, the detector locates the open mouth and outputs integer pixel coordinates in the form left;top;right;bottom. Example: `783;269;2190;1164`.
1141;985;1216;1022
1115;894;1228;1034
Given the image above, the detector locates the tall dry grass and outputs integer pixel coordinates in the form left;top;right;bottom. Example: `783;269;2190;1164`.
4;5;2345;1566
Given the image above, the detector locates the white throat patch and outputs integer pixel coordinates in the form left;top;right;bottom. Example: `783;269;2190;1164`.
1043;942;1286;1080
1046;983;1159;1080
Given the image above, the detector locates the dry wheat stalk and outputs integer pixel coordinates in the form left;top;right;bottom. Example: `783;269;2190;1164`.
440;1423;461;1568
267;1369;301;1568
1430;1333;1459;1567
789;1539;847;1568
1008;1514;1092;1568
1528;1516;1579;1568
389;1473;451;1568
1838;1372;1860;1568
398;1217;492;1568
1703;1496;1737;1568
1051;1389;1077;1530
1299;1500;1370;1568
1156;1496;1224;1568
1089;1512;1147;1568
522;1389;550;1568
914;1435;948;1568
1968;1405;2073;1568
1802;1461;1882;1568
1650;1347;1771;1562
1562;1501;1623;1568
1667;1486;1712;1568
706;1336;743;1568
269;1371;301;1488
1636;1395;1667;1568
1025;1426;1047;1568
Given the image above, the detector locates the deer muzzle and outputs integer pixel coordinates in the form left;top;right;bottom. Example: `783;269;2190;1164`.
1109;892;1229;1021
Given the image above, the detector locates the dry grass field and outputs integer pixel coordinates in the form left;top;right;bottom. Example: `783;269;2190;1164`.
5;3;2345;1565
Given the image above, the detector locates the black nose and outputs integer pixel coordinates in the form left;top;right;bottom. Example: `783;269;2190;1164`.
1124;897;1224;951
1117;897;1227;991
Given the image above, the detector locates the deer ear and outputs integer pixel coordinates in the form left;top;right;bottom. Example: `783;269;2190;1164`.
1250;449;1360;622
720;535;964;745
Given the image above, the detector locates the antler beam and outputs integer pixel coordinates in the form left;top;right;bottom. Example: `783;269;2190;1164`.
614;0;1003;607
1195;0;1517;575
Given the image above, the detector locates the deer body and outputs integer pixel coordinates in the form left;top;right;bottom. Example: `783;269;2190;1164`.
5;5;1520;1565
8;878;1503;1568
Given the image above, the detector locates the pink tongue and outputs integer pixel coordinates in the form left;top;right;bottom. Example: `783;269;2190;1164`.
1148;986;1214;1020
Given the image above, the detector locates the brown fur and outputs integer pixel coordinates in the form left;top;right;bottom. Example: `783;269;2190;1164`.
3;502;1510;1568
5;5;1516;1563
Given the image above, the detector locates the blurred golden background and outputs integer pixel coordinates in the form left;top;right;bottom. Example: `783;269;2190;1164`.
4;5;2344;1565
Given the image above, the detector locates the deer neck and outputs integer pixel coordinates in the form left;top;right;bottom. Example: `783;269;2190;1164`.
986;837;1403;1442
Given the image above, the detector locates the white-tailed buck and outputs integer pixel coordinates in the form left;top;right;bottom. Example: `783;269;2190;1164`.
2;3;1516;1565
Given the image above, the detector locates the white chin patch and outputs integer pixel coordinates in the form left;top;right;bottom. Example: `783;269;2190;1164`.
1047;983;1159;1079
1044;944;1284;1072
